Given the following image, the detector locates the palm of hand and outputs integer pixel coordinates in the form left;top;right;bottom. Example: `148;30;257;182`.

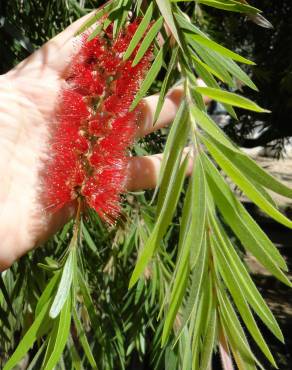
0;20;85;269
0;15;184;270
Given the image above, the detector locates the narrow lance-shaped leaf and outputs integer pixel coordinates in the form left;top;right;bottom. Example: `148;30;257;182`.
192;58;237;118
132;17;164;66
35;271;60;318
188;39;235;87
129;153;189;288
202;152;290;280
217;288;262;369
73;307;98;369
50;248;76;319
210;229;277;367
156;0;182;47
215;220;284;342
123;2;154;60
189;34;255;65
202;135;292;229
153;46;178;123
191;106;238;150
3;300;51;370
42;296;72;370
156;102;189;214
194;0;260;14
130;44;164;110
196;87;268;112
162;155;207;344
174;237;207;346
75;0;114;35
200;299;217;370
213;140;292;199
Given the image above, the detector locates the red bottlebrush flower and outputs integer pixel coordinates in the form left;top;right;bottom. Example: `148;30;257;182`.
45;20;152;222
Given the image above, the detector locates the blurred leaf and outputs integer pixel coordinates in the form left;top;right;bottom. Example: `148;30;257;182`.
0;274;15;317
73;307;97;369
35;272;60;318
3;300;51;370
194;0;260;14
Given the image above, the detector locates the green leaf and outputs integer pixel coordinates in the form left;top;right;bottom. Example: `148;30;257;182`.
202;135;292;229
130;45;164;110
209;49;258;91
129;154;189;288
214;220;284;342
156;0;182;47
153;46;178;123
189;34;255;65
81;220;98;254
43;297;72;370
162;156;207;344
189;40;235;87
191;273;214;368
87;18;112;41
196;87;268;112
200;302;217;370
0;305;10;330
73;307;98;369
210;228;277;366
191;106;238;150
191;56;237;118
174;238;207;344
26;340;48;370
112;0;131;38
35;271;60;318
189;38;258;90
77;270;102;338
3;300;51;370
123;2;154;60
50;249;76;319
218;143;292;199
132;17;163;66
0;274;15;317
218;288;261;368
192;53;225;82
195;0;260;14
156;102;189;214
75;1;114;35
202;153;290;280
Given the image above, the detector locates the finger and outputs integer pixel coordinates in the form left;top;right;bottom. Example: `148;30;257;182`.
136;86;183;138
126;148;194;191
136;81;211;138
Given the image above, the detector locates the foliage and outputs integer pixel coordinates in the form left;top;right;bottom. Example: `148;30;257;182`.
198;0;292;151
0;1;291;369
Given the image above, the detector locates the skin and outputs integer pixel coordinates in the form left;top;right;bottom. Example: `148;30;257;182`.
0;13;209;271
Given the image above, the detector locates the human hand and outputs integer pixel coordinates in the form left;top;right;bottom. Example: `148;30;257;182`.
0;13;208;271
